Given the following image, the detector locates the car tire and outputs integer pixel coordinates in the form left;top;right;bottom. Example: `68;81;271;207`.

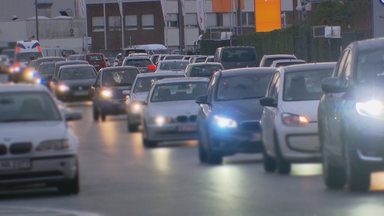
128;124;139;132
58;170;80;195
206;136;222;165
93;105;100;122
263;150;276;173
274;132;290;174
344;143;370;192
101;112;106;122
198;142;208;163
142;122;157;148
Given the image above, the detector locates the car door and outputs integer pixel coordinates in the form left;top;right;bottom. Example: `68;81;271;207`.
261;71;280;157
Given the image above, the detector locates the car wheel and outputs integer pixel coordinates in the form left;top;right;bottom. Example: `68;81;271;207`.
58;170;80;195
101;112;106;122
198;142;208;163
263;150;276;173
274;132;290;174
206;136;222;165
128;124;139;132
93;105;100;122
142;123;157;148
344;142;370;192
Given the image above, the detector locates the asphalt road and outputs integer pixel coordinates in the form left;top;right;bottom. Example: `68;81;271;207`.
0;75;384;216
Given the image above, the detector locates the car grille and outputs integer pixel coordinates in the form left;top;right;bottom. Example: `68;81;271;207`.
0;144;6;155
176;115;197;123
240;121;261;131
10;142;32;154
70;86;90;91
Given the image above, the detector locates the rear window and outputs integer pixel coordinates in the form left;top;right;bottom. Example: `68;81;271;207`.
264;57;296;67
189;65;222;78
38;63;55;75
124;58;152;67
151;82;208;102
159;62;189;70
59;67;96;80
15;52;43;62
87;55;103;61
221;48;256;62
102;69;139;86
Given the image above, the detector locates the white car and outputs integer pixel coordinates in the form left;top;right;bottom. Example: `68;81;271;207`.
155;60;189;74
260;63;335;174
0;84;82;193
141;77;209;147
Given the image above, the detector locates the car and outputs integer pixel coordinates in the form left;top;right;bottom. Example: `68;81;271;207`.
141;77;209;147
24;56;66;83
195;68;276;164
164;55;184;60
205;56;215;63
318;37;384;191
150;54;160;66
126;72;185;132
36;62;56;86
53;60;89;80
85;53;107;71
260;62;335;174
189;56;207;63
52;64;97;101
259;54;297;67
0;84;82;194
214;46;258;69
67;54;85;61
184;62;223;78
270;59;306;67
155;60;189;73
122;56;156;73
92;66;139;121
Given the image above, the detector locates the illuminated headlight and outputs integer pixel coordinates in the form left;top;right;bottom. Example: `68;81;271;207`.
101;89;113;98
153;115;172;126
24;69;37;79
130;102;142;113
356;100;384;118
213;115;237;128
36;139;70;152
10;67;21;73
58;84;70;92
281;113;310;126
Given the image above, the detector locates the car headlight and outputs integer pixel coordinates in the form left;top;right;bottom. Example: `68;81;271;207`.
58;84;70;92
356;100;384;118
213;115;237;128
281;113;310;126
24;69;37;79
10;67;21;73
130;102;142;113
101;89;113;98
153;115;173;126
36;139;70;152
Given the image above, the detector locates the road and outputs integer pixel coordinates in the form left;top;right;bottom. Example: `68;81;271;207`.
0;74;384;216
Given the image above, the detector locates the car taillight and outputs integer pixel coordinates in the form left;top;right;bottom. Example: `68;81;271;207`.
148;65;156;70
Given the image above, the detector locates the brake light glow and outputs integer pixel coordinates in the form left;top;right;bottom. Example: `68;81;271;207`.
148;65;156;70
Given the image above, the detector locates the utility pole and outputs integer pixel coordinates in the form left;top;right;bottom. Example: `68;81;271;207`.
237;0;242;36
35;0;39;40
178;0;185;52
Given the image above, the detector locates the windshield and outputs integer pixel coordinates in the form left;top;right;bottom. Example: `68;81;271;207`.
151;82;208;102
38;63;55;75
216;73;273;101
283;69;333;101
124;58;152;67
102;69;138;86
87;55;103;61
0;92;61;122
222;48;256;62
159;61;189;70
15;52;43;62
59;67;96;80
356;49;384;85
189;65;222;77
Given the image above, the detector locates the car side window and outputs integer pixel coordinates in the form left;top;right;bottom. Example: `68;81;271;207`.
207;73;217;102
340;51;352;86
335;50;350;78
267;72;280;100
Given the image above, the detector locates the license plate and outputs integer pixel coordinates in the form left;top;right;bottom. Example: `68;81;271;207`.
74;90;89;96
178;125;197;132
0;159;31;170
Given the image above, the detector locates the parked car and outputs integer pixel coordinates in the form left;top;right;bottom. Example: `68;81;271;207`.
184;62;223;78
0;84;82;194
92;66;139;121
155;60;189;73
259;54;297;67
141;77;209;147
318;37;384;191
271;59;306;67
126;72;185;132
85;53;107;71
214;46;258;69
122;56;156;73
52;64;97;102
260;63;335;174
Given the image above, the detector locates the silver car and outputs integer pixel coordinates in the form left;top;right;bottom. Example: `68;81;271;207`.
141;77;209;147
0;84;82;194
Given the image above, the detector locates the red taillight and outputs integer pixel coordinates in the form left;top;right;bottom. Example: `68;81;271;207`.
148;65;156;70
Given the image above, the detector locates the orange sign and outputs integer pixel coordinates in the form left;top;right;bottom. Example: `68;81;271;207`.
212;0;245;13
255;0;281;32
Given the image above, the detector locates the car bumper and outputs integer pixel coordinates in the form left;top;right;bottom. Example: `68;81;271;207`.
56;90;93;101
99;99;127;115
127;112;141;125
146;123;198;142
276;122;321;162
0;155;77;186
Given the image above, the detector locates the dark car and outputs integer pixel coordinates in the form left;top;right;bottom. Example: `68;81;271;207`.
53;60;89;80
127;72;185;132
52;64;97;101
122;56;156;73
92;66;139;121
36;62;56;86
85;53;107;71
195;68;275;164
318;37;384;191
214;46;258;69
29;56;65;70
184;62;223;78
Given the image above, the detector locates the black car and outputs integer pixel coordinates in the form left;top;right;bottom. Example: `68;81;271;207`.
92;66;139;121
53;60;89;80
195;68;275;164
214;46;258;69
318;37;384;191
52;64;97;101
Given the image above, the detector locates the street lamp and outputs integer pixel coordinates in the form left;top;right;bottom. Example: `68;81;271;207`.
35;0;39;41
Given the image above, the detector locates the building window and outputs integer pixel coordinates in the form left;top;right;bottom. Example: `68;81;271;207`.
142;14;154;30
222;13;235;27
109;16;121;31
184;14;198;27
167;13;178;28
92;16;104;32
242;12;255;26
206;13;217;27
125;15;138;31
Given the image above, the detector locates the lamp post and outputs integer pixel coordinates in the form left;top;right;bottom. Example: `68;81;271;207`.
35;0;39;40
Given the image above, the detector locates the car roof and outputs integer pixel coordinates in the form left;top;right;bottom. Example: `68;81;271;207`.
354;37;384;51
59;64;95;69
263;54;296;59
124;56;151;60
189;62;222;66
56;60;88;65
220;67;276;77
154;77;210;85
272;59;306;64
160;60;189;63
135;72;185;78
278;62;337;73
86;53;104;56
101;66;138;72
0;84;49;93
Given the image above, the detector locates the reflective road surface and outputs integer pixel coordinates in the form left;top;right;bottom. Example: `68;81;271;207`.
0;74;384;216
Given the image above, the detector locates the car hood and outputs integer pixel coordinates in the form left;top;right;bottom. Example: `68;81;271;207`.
0;121;68;146
280;100;320;122
147;100;199;117
58;79;95;87
212;99;264;122
131;92;149;102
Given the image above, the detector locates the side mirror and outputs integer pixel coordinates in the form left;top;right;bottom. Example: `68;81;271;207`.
260;97;277;107
321;77;347;94
196;95;208;105
122;90;131;95
65;111;82;121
